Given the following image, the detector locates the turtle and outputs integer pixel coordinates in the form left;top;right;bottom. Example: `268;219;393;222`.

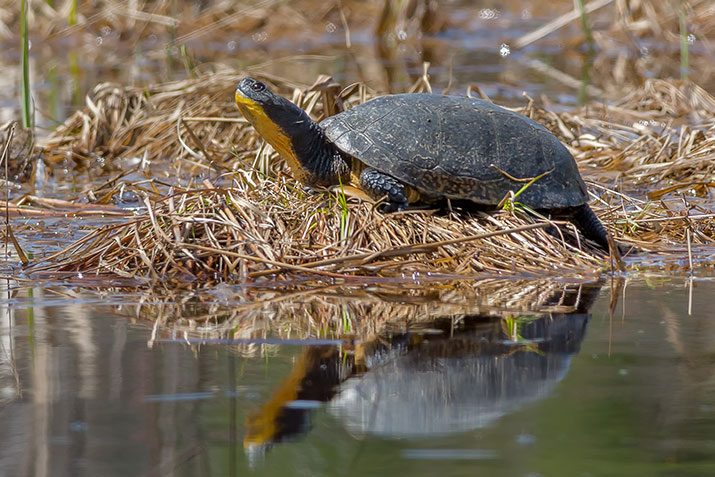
235;77;610;250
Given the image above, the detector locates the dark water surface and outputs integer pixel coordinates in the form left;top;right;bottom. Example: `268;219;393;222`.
1;278;714;477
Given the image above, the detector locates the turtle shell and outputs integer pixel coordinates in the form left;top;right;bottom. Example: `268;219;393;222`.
320;94;589;209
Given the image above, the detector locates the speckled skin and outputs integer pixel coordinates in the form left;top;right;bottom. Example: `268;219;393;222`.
359;168;409;212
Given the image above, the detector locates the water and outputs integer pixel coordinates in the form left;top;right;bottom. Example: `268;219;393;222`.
2;279;714;476
0;1;712;475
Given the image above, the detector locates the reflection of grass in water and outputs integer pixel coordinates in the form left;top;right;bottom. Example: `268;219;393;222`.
503;315;543;352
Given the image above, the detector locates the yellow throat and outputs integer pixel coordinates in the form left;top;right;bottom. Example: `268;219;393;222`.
235;91;309;183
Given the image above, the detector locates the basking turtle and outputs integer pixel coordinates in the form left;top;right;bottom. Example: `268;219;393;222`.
235;77;609;249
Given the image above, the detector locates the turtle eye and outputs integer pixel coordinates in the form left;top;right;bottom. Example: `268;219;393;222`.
251;81;265;92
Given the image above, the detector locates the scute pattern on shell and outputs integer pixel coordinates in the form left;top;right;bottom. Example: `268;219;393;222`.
321;94;589;208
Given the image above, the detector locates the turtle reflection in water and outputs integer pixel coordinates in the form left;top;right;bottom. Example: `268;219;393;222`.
235;78;610;249
243;283;600;451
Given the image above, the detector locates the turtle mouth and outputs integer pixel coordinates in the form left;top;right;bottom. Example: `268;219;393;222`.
234;87;254;105
234;89;267;125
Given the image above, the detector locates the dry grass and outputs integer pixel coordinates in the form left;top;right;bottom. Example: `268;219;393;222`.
0;122;35;183
39;71;244;173
27;185;606;282
27;70;714;284
522;79;715;188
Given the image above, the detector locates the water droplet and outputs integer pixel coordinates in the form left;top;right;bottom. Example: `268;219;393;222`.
479;8;499;20
687;33;696;44
227;40;237;52
96;36;103;46
251;32;268;42
397;30;407;41
100;26;112;37
499;43;511;57
326;22;336;33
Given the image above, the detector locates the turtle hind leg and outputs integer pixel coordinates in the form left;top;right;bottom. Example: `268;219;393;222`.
359;168;409;212
569;203;609;250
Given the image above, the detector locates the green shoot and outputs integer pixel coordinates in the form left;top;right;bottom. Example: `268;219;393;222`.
501;168;553;211
336;177;351;242
679;5;689;80
180;45;198;78
20;0;31;128
575;0;594;49
68;51;81;105
342;306;352;333
69;0;77;26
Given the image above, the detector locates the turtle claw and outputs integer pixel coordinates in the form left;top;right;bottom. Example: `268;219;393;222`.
378;200;408;213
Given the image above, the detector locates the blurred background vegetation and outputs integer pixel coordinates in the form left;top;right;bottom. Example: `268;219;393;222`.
1;0;712;130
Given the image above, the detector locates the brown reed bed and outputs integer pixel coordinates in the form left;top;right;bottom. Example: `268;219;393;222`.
27;71;714;284
521;79;715;187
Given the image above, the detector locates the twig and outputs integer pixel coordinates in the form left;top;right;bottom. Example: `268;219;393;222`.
515;0;614;48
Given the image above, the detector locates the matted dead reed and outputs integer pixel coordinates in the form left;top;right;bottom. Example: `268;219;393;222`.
27;183;608;282
38;70;247;173
29;71;714;283
521;78;715;190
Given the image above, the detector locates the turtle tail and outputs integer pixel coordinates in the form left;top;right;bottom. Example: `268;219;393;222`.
571;204;609;250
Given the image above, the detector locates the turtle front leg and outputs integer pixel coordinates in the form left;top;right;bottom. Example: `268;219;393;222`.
359;168;409;212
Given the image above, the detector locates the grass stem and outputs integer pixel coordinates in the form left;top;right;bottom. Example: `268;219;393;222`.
679;4;689;80
20;0;31;129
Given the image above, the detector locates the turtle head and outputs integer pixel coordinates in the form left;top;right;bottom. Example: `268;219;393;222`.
236;78;315;180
